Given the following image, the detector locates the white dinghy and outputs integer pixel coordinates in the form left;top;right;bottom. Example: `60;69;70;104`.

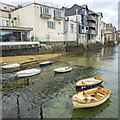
53;67;72;73
2;63;20;69
16;68;41;78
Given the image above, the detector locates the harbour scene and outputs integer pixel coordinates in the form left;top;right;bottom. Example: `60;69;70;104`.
0;0;119;119
1;45;119;118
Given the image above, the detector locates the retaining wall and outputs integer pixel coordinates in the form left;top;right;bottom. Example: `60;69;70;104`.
1;41;118;57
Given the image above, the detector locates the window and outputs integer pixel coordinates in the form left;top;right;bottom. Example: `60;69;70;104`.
76;9;78;15
4;7;7;9
13;20;16;27
0;31;22;42
6;20;9;26
41;7;50;15
10;8;13;11
1;20;9;26
81;15;84;25
22;32;27;41
55;10;63;17
86;27;88;30
2;20;6;26
47;21;56;29
46;34;50;41
71;24;74;33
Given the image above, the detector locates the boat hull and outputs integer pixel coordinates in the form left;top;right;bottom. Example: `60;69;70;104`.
72;94;111;109
16;69;41;78
54;67;72;73
2;63;20;69
40;62;52;67
76;81;103;90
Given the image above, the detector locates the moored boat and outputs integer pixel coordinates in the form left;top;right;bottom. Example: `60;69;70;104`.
40;61;52;67
16;68;41;77
53;67;72;73
75;77;103;90
2;63;20;69
72;87;111;109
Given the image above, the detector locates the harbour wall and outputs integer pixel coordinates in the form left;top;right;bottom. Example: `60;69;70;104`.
1;41;119;57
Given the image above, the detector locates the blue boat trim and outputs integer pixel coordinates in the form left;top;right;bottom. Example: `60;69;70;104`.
76;81;103;90
40;62;52;67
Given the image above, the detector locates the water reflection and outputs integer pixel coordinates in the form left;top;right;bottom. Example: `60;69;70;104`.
71;99;110;119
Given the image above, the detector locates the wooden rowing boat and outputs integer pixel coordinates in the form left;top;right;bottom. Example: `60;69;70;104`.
40;61;52;67
72;87;111;108
53;67;72;73
16;68;41;77
2;63;20;69
75;77;103;90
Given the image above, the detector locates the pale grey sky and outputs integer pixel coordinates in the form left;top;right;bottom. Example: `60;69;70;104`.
0;0;119;29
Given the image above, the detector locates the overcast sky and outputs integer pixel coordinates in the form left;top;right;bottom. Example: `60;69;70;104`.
0;0;119;29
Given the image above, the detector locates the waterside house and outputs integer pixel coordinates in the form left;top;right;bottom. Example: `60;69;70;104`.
64;4;89;47
104;23;116;44
11;2;64;43
0;2;40;56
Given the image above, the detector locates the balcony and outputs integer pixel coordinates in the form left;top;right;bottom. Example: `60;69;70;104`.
88;23;96;28
54;16;63;20
88;29;97;35
40;14;51;19
87;16;97;22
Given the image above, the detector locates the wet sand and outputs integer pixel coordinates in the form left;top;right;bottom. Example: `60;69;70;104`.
0;53;62;65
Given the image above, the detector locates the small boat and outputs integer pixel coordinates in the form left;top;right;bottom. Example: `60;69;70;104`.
2;63;20;69
40;61;52;67
75;77;103;90
53;67;72;73
16;68;41;78
72;87;111;109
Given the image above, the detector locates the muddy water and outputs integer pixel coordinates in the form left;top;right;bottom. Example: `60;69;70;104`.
1;45;119;119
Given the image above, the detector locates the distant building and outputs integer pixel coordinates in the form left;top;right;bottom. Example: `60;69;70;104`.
101;21;106;44
104;23;116;43
96;12;103;43
115;30;120;43
87;10;98;43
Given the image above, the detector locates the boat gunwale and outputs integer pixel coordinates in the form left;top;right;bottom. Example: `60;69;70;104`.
75;77;103;86
40;61;52;64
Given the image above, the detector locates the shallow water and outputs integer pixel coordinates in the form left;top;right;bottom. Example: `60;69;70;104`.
1;45;119;119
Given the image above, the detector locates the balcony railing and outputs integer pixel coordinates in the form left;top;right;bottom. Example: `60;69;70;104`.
88;23;96;28
88;29;97;34
87;16;97;22
54;16;63;20
40;14;51;19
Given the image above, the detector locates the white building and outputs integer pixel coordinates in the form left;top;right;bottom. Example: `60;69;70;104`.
101;21;106;44
0;2;33;43
64;19;77;42
96;12;103;43
11;2;64;42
